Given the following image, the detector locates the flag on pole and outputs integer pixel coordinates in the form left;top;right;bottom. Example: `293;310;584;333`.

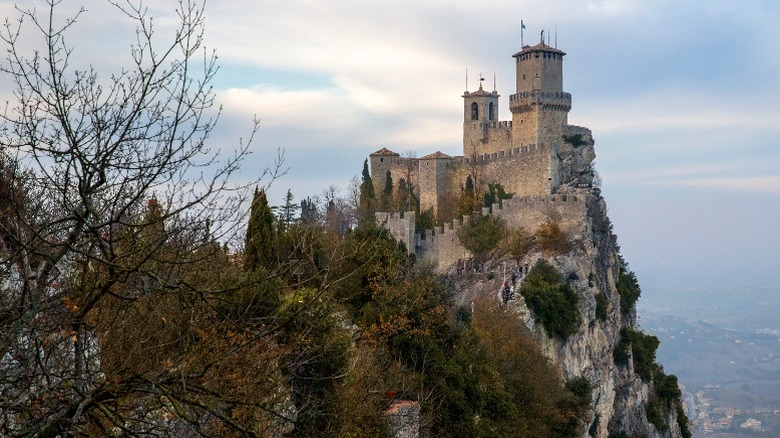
521;20;526;30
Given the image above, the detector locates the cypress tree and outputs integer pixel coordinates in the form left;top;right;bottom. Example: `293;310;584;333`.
245;187;276;271
382;170;393;210
359;159;376;223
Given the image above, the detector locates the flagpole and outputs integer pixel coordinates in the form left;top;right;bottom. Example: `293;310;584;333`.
521;20;525;46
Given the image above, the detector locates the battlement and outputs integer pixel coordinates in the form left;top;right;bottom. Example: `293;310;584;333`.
461;143;544;164
510;90;571;111
478;121;513;129
373;156;418;166
396;190;588;270
375;211;416;255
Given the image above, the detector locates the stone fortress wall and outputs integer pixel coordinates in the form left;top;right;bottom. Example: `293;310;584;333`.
464;120;513;157
370;139;557;213
377;193;587;270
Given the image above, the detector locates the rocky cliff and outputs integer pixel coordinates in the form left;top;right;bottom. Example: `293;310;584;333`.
450;133;688;438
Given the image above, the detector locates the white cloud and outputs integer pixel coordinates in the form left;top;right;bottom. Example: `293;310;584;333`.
586;0;641;17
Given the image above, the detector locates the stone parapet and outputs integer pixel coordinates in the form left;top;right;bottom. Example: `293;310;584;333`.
509;90;571;112
377;191;589;272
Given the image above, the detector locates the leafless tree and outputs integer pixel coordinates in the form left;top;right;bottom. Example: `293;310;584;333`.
0;1;284;436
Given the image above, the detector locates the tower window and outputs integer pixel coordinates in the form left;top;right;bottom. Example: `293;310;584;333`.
471;102;479;120
488;102;495;121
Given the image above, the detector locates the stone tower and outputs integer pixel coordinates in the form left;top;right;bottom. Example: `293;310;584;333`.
462;83;500;157
510;33;572;191
418;151;453;218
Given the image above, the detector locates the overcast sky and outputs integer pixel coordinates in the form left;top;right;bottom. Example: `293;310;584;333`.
5;0;779;299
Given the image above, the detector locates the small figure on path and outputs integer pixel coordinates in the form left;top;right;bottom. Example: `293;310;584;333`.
502;281;511;305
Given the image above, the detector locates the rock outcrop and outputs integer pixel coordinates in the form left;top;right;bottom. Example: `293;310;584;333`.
452;187;686;438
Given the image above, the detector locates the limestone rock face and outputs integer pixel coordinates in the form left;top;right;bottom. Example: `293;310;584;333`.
521;192;683;437
455;190;685;438
558;125;597;190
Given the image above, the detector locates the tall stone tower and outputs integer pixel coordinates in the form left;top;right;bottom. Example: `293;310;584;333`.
462;84;500;157
510;33;572;191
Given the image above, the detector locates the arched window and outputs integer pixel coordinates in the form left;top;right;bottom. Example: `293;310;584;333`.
488;102;495;121
470;102;479;120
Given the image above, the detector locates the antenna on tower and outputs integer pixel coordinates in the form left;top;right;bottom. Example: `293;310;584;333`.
465;68;468;91
493;73;496;91
555;27;558;48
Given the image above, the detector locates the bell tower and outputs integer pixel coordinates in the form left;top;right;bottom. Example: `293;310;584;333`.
462;80;499;158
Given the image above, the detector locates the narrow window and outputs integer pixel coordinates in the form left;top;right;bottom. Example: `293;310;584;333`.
488;102;495;120
471;102;479;120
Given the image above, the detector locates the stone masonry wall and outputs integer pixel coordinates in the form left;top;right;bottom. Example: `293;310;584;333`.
370;155;420;200
464;121;513;157
379;192;587;271
418;158;453;216
375;211;416;255
453;143;552;198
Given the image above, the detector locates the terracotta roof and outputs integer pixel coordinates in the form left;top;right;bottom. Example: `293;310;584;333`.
513;41;566;58
420;151;452;160
370;147;399;156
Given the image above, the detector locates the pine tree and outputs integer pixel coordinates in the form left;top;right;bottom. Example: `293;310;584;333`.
281;189;299;227
245;187;276;271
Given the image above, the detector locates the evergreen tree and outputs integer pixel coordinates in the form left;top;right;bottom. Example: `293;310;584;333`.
281;189;299;227
245;187;276;271
483;182;512;209
381;169;393;210
300;197;318;224
358;159;376;223
460;175;478;215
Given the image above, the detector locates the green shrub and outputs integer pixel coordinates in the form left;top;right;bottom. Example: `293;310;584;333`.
456;214;507;264
655;371;681;403
483;182;513;209
646;395;666;431
520;259;581;339
677;402;692;438
563;133;587;147
566;376;592;409
616;256;641;314
614;328;659;382
595;293;609;321
614;329;690;437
